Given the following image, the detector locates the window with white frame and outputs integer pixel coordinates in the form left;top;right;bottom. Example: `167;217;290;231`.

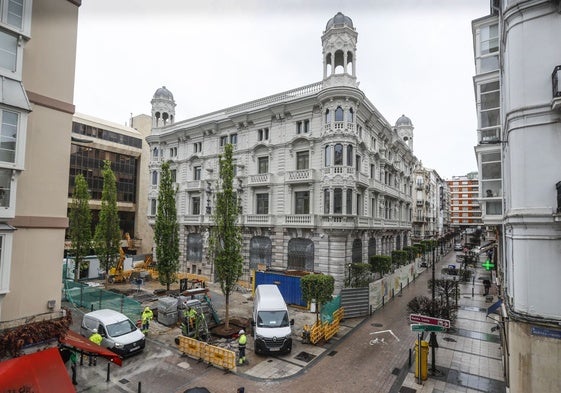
479;81;500;129
151;170;158;185
257;128;269;141
0;234;10;294
479;23;499;72
255;192;269;214
194;142;202;153
229;133;237;145
150;199;157;215
0;0;30;80
295;191;309;214
296;151;309;170
0;109;18;163
192;196;201;215
0;168;10;207
257;156;268;174
220;136;228;147
296;120;310;134
194;166;201;180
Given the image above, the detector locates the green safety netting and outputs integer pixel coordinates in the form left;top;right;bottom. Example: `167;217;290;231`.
320;295;341;323
63;280;143;323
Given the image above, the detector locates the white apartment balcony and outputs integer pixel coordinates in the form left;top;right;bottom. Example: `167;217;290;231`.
244;214;273;226
321;166;355;176
285;169;315;183
183;215;204;224
248;173;272;186
284;214;316;227
322;121;355;135
319;215;357;228
356;172;369;187
185;180;205;191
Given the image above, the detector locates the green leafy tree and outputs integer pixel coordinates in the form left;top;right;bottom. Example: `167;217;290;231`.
369;255;392;277
154;161;180;291
301;274;335;322
208;144;243;329
402;246;416;263
391;250;408;267
68;174;92;281
346;263;371;287
94;161;121;285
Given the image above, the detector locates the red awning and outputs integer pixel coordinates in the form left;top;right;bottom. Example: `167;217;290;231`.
0;347;75;392
60;330;122;366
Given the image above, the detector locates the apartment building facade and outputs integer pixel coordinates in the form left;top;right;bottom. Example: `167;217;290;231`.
446;173;482;231
412;166;448;242
0;0;80;330
146;13;418;291
472;1;561;391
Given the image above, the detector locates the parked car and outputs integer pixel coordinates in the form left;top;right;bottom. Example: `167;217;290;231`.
81;309;145;357
454;243;463;251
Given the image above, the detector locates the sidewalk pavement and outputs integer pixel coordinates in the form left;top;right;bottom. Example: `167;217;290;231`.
399;258;506;393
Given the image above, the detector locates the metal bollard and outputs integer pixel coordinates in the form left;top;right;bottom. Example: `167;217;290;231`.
138;381;142;393
472;287;474;298
409;348;412;367
106;363;110;382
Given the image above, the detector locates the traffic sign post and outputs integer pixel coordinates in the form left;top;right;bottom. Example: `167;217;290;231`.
409;314;451;329
411;324;447;332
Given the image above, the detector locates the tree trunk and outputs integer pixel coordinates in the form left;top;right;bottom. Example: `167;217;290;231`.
225;293;230;329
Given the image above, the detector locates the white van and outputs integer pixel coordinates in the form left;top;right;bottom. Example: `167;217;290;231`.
252;284;294;355
81;309;145;357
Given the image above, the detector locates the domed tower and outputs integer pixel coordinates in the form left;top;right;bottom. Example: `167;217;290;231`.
151;86;176;128
395;114;414;151
321;12;358;87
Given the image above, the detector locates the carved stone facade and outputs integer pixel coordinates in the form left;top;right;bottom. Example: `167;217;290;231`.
146;13;418;291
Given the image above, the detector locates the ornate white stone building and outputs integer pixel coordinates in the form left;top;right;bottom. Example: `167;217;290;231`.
146;13;419;291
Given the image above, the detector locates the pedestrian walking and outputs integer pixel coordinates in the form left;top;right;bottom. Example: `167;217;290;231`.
238;329;247;365
89;328;102;366
70;350;78;385
141;306;154;333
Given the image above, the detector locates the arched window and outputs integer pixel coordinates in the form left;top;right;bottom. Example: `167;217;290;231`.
187;233;203;261
152;147;158;158
152;171;158;185
396;235;402;250
324;145;331;166
287;238;314;271
334;144;343;165
249;236;272;270
347;145;353;166
334;188;342;214
324;189;330;214
335;106;344;122
325;109;331;124
348;108;354;123
352;239;362;264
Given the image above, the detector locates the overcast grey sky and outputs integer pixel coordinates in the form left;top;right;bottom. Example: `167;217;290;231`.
74;0;489;179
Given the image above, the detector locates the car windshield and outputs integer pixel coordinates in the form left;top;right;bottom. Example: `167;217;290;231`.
106;319;137;337
257;311;289;328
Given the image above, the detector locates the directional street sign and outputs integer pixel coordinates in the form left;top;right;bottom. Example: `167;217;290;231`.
411;324;447;332
409;313;451;329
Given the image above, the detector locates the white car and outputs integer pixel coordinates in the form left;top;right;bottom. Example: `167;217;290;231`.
454;243;463;251
81;309;145;357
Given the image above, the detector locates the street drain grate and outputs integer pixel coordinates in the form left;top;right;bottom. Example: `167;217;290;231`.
391;367;400;375
267;359;273;363
371;322;383;327
295;351;316;363
327;350;337;356
443;337;457;342
119;378;130;384
399;387;417;393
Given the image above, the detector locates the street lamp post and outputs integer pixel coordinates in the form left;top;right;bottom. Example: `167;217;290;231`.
429;242;439;374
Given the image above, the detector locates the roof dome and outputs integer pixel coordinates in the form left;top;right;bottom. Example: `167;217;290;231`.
395;114;412;127
153;86;174;101
326;12;354;30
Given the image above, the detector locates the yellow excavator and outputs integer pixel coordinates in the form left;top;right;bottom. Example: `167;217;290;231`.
108;246;133;283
